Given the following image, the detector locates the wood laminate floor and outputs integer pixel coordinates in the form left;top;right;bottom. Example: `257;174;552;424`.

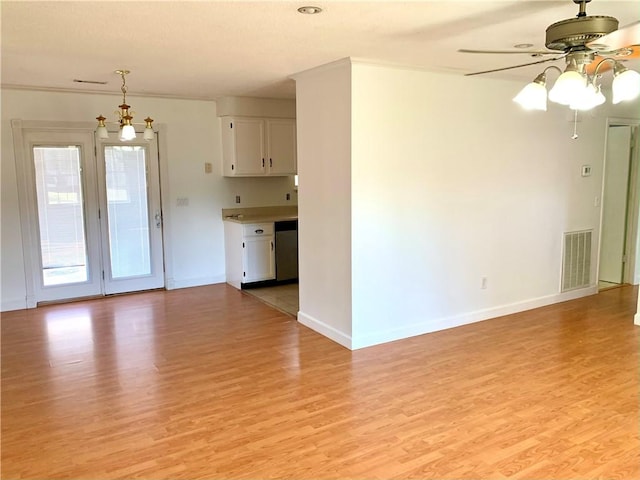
1;284;639;479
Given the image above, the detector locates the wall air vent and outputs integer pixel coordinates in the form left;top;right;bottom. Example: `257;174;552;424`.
562;230;592;292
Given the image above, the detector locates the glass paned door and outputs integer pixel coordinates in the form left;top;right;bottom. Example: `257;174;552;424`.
20;128;164;305
33;146;89;285
104;146;152;278
24;131;103;303
97;138;164;295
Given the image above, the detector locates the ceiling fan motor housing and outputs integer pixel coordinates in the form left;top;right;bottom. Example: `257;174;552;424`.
545;15;618;51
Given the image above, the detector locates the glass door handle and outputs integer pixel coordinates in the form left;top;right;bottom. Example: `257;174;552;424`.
155;211;162;228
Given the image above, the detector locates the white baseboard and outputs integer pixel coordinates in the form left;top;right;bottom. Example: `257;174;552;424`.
166;275;226;290
351;286;599;350
297;310;352;349
1;297;28;312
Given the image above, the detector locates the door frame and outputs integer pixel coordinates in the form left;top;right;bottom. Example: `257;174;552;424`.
11;120;172;308
96;138;165;294
598;117;640;287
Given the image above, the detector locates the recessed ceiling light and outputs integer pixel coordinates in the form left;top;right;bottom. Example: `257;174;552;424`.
297;6;322;14
514;43;534;49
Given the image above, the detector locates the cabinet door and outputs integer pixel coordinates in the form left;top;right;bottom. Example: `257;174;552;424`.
266;119;296;176
229;118;265;175
243;236;275;283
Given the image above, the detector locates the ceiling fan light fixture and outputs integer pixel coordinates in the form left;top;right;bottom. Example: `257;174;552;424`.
513;73;548;111
548;70;586;105
611;64;640;104
570;82;605;111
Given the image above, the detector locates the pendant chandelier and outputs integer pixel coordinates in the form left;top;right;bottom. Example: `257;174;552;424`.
513;52;640;111
96;69;154;141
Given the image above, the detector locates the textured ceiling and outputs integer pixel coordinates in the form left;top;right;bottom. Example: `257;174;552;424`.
2;0;639;100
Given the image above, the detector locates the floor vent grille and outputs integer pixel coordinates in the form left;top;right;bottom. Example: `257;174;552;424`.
562;230;592;292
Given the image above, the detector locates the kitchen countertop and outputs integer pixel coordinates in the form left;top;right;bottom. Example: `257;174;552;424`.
222;206;298;224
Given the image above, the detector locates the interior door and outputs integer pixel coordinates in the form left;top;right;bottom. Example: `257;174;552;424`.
24;130;103;302
599;125;632;284
95;138;164;294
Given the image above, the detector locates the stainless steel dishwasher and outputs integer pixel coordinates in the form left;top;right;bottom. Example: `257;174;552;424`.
274;220;298;282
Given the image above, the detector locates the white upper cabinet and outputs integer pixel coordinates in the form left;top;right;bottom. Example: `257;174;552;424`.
222;117;296;177
265;119;297;175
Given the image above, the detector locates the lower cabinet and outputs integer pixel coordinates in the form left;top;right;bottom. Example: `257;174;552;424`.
224;222;275;289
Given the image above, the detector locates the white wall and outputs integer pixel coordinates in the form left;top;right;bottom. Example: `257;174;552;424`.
1;89;296;310
296;58;640;350
294;60;353;348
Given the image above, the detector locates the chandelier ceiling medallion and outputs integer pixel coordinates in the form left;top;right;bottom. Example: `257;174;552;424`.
96;69;154;141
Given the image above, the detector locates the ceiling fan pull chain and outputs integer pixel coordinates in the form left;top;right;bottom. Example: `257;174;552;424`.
572;109;579;140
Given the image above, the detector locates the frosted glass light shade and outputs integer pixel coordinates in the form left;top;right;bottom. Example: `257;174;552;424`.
570;83;606;111
119;124;136;141
612;69;640;104
96;125;109;139
143;126;154;141
548;71;586;105
513;81;547;111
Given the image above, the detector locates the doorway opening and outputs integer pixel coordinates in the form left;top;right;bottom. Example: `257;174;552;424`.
599;122;640;292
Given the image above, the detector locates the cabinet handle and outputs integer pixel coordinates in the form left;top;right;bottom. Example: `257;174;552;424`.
255;229;264;234
262;158;265;168
231;164;234;170
269;158;273;167
271;241;274;251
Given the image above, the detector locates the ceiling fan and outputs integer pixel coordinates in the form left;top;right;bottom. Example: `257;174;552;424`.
459;0;640;76
459;0;640;112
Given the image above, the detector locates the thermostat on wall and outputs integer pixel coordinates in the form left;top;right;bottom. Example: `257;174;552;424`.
581;165;592;177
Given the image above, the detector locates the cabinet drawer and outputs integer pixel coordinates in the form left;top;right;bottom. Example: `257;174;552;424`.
243;223;274;236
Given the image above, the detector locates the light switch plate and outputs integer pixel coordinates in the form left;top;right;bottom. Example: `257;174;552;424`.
581;165;591;177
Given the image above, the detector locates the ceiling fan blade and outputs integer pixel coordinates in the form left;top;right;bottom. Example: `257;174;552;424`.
586;46;640;74
587;20;640;51
465;55;566;76
459;48;558;55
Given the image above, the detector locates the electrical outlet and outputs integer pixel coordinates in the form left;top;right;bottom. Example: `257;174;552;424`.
235;195;241;204
481;277;488;289
204;162;213;174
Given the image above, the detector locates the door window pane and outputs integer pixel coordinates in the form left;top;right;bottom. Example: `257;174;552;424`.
33;146;88;285
104;146;151;278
